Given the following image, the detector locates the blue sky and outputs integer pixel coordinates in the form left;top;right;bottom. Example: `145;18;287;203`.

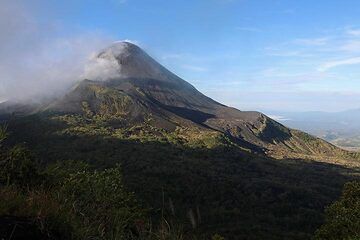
2;0;360;112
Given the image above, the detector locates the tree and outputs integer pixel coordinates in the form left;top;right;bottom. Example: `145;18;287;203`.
314;181;360;240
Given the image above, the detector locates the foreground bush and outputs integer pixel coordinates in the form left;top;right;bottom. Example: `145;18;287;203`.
58;166;144;239
0;125;43;187
0;167;144;239
314;181;360;240
0;124;215;239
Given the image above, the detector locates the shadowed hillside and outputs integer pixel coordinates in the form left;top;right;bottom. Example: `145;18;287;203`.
1;41;360;239
3;42;358;163
2;113;359;239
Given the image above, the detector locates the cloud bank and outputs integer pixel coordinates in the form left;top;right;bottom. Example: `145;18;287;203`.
82;53;122;81
0;1;114;102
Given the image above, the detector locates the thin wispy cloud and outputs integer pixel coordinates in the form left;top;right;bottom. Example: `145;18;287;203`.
318;57;360;72
255;68;336;86
265;49;310;57
266;27;360;82
340;40;360;52
267;115;291;121
1;0;360;112
294;37;329;46
114;39;140;45
346;28;360;36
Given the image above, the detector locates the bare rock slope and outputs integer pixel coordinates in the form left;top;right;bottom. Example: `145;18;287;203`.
44;42;360;164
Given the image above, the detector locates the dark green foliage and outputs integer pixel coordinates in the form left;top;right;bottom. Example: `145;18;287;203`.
45;160;91;187
0;185;75;239
211;234;225;240
0;126;191;240
314;181;360;240
5;115;359;240
0;125;43;187
1;145;41;186
0;170;189;240
0;166;145;240
0;126;144;239
2;43;359;239
0;124;7;143
58;166;143;239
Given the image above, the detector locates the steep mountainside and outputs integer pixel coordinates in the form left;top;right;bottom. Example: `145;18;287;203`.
26;41;358;165
1;41;360;239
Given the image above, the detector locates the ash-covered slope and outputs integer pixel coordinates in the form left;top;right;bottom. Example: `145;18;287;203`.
44;41;358;161
4;41;357;161
2;42;360;240
45;42;285;152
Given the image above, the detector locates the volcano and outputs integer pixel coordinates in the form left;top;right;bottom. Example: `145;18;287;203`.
2;41;358;162
31;41;355;162
2;41;360;240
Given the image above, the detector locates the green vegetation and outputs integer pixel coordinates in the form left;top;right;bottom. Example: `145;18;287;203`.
0;125;200;239
57;166;143;239
51;111;228;150
314;181;360;240
3;42;360;239
0;125;43;188
3;112;359;240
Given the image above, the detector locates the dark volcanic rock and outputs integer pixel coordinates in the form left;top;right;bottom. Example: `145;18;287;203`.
2;41;353;159
44;42;292;153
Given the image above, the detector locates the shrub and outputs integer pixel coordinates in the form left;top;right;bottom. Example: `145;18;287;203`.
58;166;144;239
211;234;225;240
0;186;74;239
0;125;43;188
314;181;360;240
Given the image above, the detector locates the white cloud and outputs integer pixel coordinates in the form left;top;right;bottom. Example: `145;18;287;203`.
265;28;360;77
0;0;114;101
181;65;208;72
266;49;311;57
82;53;121;81
340;40;360;52
346;28;360;36
294;37;329;46
113;39;140;45
318;57;360;72
268;115;291;121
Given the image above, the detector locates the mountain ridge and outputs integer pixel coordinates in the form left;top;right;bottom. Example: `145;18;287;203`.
1;41;359;164
2;41;360;239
